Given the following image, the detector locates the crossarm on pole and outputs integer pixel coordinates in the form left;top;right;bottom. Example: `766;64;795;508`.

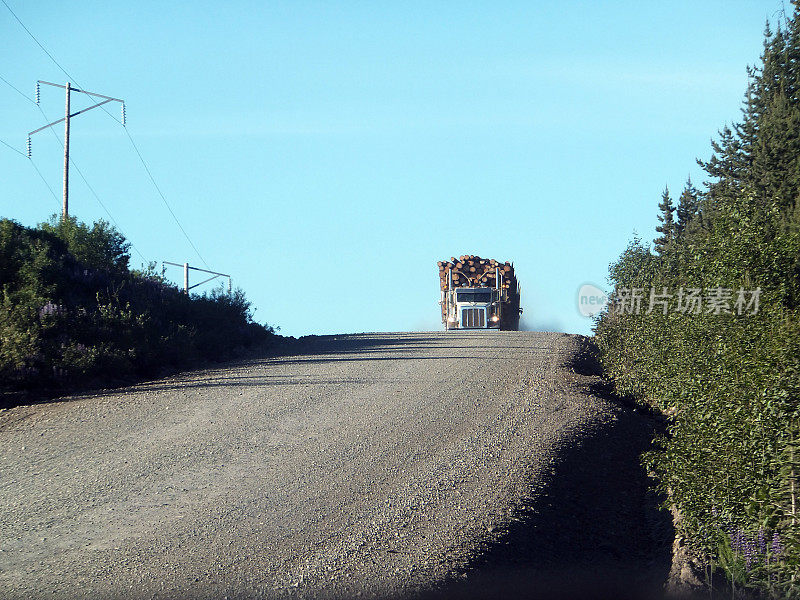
28;98;115;136
38;80;123;103
162;261;232;293
163;261;230;278
188;274;223;290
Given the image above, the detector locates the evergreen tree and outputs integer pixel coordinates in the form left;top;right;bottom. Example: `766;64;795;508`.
654;186;675;255
697;125;744;204
750;86;800;207
700;11;800;211
675;176;700;236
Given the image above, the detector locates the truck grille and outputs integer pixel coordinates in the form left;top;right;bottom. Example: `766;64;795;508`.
462;308;485;328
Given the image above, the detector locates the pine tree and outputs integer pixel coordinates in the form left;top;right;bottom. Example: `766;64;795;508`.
787;1;800;96
697;125;745;202
700;12;800;211
654;186;676;255
676;176;700;236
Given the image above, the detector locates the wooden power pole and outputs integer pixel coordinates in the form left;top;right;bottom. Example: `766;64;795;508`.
28;81;125;220
62;82;70;219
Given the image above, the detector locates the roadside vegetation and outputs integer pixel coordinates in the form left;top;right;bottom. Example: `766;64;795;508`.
594;9;800;598
0;215;276;400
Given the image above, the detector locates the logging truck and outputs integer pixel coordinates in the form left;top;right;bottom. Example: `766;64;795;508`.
438;255;522;330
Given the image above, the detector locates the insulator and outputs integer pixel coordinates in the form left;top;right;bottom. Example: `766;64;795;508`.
121;103;126;126
35;82;40;104
26;136;31;158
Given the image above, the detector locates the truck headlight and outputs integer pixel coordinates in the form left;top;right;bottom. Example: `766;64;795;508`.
491;315;499;322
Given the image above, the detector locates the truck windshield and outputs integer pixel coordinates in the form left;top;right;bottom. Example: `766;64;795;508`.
457;291;492;303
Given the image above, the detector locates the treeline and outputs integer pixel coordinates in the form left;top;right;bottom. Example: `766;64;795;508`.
0;216;276;399
594;8;800;598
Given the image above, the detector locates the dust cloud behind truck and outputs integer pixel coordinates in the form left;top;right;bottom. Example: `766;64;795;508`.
438;255;522;330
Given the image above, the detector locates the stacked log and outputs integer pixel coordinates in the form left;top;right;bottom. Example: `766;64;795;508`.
437;255;521;330
437;255;516;292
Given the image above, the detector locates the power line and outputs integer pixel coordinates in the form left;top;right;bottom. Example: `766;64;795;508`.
1;130;82;214
121;127;210;268
0;74;63;206
0;137;61;205
1;0;76;83
28;158;60;205
69;159;150;266
2;2;210;269
0;137;26;157
1;71;156;265
0;72;34;104
1;3;120;127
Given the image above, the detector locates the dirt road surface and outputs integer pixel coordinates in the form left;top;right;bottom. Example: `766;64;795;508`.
0;332;672;599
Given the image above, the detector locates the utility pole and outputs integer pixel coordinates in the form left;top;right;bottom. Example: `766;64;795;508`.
28;81;125;220
62;82;70;219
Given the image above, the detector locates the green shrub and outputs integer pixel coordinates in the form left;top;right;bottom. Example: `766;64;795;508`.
0;217;275;395
595;11;800;596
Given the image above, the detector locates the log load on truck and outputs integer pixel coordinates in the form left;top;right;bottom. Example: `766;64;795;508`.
438;255;522;330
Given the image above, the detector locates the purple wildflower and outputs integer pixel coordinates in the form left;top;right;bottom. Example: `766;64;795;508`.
743;533;756;569
771;532;783;557
728;527;769;571
39;301;58;317
38;301;67;318
731;528;743;555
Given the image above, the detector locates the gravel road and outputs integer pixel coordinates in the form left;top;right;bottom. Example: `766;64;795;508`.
0;332;672;600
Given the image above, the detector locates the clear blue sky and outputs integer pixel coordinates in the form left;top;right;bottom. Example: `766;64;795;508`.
0;1;779;336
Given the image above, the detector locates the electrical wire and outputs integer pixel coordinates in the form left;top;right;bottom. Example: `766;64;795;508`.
1;0;77;84
0;137;26;157
1;2;208;268
0;72;34;104
69;159;150;266
0;77;62;205
0;87;61;206
28;158;60;205
120;127;210;268
0;137;60;205
0;5;120;126
0;140;77;216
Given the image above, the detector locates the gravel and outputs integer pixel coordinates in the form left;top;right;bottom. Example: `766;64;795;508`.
0;331;670;599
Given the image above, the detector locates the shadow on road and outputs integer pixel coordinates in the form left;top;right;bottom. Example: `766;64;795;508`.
424;412;674;600
422;337;674;600
1;333;546;408
0;333;445;409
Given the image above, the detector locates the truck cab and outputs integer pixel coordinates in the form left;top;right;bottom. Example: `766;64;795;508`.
443;287;502;329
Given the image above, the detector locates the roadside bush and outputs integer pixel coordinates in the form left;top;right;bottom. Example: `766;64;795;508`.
594;11;800;597
0;217;276;396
